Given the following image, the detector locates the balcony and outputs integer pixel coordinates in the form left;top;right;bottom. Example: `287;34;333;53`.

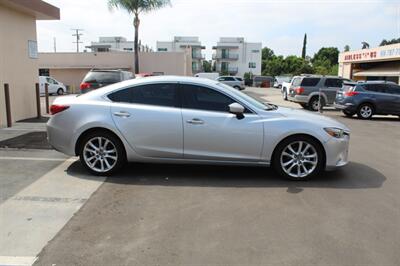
212;53;239;60
216;66;238;74
192;53;205;59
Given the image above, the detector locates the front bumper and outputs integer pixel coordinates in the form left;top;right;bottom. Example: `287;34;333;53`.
324;134;350;170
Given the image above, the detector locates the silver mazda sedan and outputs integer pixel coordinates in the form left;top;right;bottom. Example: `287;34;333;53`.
47;76;350;180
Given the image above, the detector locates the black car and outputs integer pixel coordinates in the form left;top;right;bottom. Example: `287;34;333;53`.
80;69;134;93
335;81;400;119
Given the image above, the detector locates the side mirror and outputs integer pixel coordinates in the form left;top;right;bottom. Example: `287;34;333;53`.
229;102;245;118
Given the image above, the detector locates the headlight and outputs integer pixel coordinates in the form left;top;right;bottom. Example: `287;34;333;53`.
324;127;348;138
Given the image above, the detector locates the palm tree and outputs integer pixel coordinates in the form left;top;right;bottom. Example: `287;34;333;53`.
107;0;171;74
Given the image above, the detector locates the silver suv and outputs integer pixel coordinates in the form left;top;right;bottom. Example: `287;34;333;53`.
217;76;245;90
287;75;350;111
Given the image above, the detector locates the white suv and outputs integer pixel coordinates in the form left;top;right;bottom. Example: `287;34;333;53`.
217;76;245;90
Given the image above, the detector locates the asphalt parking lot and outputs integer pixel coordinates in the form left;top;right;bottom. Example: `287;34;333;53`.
1;88;399;266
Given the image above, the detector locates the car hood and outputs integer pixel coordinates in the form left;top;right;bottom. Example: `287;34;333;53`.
265;106;350;131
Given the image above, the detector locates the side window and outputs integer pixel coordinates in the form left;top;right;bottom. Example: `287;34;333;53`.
387;84;400;95
364;84;386;93
181;84;236;112
301;78;320;86
46;77;52;84
226;77;235;81
217;77;225;81
108;83;177;107
325;78;342;87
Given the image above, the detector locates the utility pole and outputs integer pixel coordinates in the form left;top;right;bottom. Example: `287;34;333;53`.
53;37;57;53
71;29;83;52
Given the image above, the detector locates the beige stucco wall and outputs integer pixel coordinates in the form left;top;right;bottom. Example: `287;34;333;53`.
38;51;193;90
0;3;38;127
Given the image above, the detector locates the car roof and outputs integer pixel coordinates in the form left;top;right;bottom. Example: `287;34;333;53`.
81;76;223;99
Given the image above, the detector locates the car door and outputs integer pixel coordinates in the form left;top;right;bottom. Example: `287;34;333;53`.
180;83;264;161
323;78;343;104
109;83;183;158
384;84;400;114
365;84;397;114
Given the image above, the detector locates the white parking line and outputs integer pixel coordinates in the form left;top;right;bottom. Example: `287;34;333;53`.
0;159;105;265
0;256;37;266
0;157;75;162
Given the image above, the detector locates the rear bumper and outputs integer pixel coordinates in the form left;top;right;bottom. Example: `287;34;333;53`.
334;102;357;113
288;94;308;103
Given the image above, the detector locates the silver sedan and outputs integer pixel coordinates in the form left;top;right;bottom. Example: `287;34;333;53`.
47;76;350;180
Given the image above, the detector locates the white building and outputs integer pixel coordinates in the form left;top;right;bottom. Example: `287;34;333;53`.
213;37;261;77
157;36;205;73
86;36;150;52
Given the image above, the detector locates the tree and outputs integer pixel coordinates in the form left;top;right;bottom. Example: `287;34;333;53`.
380;38;400;46
301;33;307;59
262;47;275;61
312;47;339;67
344;45;350;52
202;60;212;72
108;0;171;74
361;42;369;49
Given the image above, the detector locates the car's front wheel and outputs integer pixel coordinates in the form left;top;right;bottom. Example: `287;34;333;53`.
79;131;125;175
273;135;324;180
308;96;325;112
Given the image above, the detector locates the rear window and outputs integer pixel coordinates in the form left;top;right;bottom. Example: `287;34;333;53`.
83;72;121;83
301;78;320;86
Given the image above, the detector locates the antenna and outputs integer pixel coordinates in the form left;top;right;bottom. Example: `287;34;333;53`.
72;29;84;52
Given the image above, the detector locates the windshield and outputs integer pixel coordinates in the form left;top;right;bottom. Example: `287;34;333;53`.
216;83;277;111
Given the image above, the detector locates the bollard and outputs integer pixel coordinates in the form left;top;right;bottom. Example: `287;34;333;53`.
45;83;49;114
4;83;12;127
35;83;41;118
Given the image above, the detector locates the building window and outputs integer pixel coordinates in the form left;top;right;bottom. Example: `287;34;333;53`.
251;50;260;53
123;48;133;51
39;69;49;76
158;48;168;52
249;62;256;68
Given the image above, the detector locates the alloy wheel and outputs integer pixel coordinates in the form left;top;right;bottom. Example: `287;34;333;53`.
83;137;118;173
280;141;318;179
360;105;372;118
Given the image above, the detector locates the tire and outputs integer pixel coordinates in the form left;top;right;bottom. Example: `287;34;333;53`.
273;135;325;181
357;103;374;119
299;103;308;109
283;88;288;100
233;86;241;90
342;110;355;117
79;131;126;176
308;96;325;112
57;88;64;95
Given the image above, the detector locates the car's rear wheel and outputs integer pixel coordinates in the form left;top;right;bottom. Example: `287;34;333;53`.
357;103;374;119
57;88;64;95
343;110;355;117
233;85;241;90
308;96;325;112
273;135;324;181
79;131;125;175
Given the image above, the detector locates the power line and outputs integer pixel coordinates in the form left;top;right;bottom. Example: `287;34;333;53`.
71;29;84;53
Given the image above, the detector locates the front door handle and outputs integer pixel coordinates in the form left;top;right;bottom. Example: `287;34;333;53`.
113;111;131;118
186;118;204;125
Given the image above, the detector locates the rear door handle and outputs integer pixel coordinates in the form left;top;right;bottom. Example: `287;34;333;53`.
186;118;204;125
113;111;131;118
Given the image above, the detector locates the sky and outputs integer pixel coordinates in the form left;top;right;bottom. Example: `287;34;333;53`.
37;0;400;59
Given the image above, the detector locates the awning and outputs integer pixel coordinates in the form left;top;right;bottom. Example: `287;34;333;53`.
354;66;400;77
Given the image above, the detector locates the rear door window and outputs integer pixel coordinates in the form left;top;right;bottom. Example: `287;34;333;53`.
364;84;387;93
387;84;400;95
301;78;320;86
108;83;178;107
325;78;343;88
84;72;121;83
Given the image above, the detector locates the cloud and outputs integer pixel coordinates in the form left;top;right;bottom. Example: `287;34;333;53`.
37;0;400;58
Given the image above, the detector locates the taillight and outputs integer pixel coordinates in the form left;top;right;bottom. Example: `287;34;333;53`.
50;104;69;115
344;91;359;97
80;82;91;90
295;87;304;94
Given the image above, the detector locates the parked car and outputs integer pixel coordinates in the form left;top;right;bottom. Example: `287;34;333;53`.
80;69;134;93
47;76;350;180
287;75;351;111
136;72;154;78
195;72;220;80
39;76;66;95
281;76;298;101
335;81;400;119
273;76;292;89
253;76;274;87
216;76;245;90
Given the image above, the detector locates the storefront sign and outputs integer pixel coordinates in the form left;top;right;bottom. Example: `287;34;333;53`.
342;45;400;62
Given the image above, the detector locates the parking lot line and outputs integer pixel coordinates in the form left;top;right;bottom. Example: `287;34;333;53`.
0;159;105;265
0;156;75;162
0;256;37;266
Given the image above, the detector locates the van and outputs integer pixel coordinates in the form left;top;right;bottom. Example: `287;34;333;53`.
39;76;67;95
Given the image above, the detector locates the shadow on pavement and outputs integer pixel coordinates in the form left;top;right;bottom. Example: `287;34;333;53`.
66;161;385;191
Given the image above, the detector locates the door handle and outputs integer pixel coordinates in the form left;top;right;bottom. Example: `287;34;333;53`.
186;118;204;125
113;111;131;118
